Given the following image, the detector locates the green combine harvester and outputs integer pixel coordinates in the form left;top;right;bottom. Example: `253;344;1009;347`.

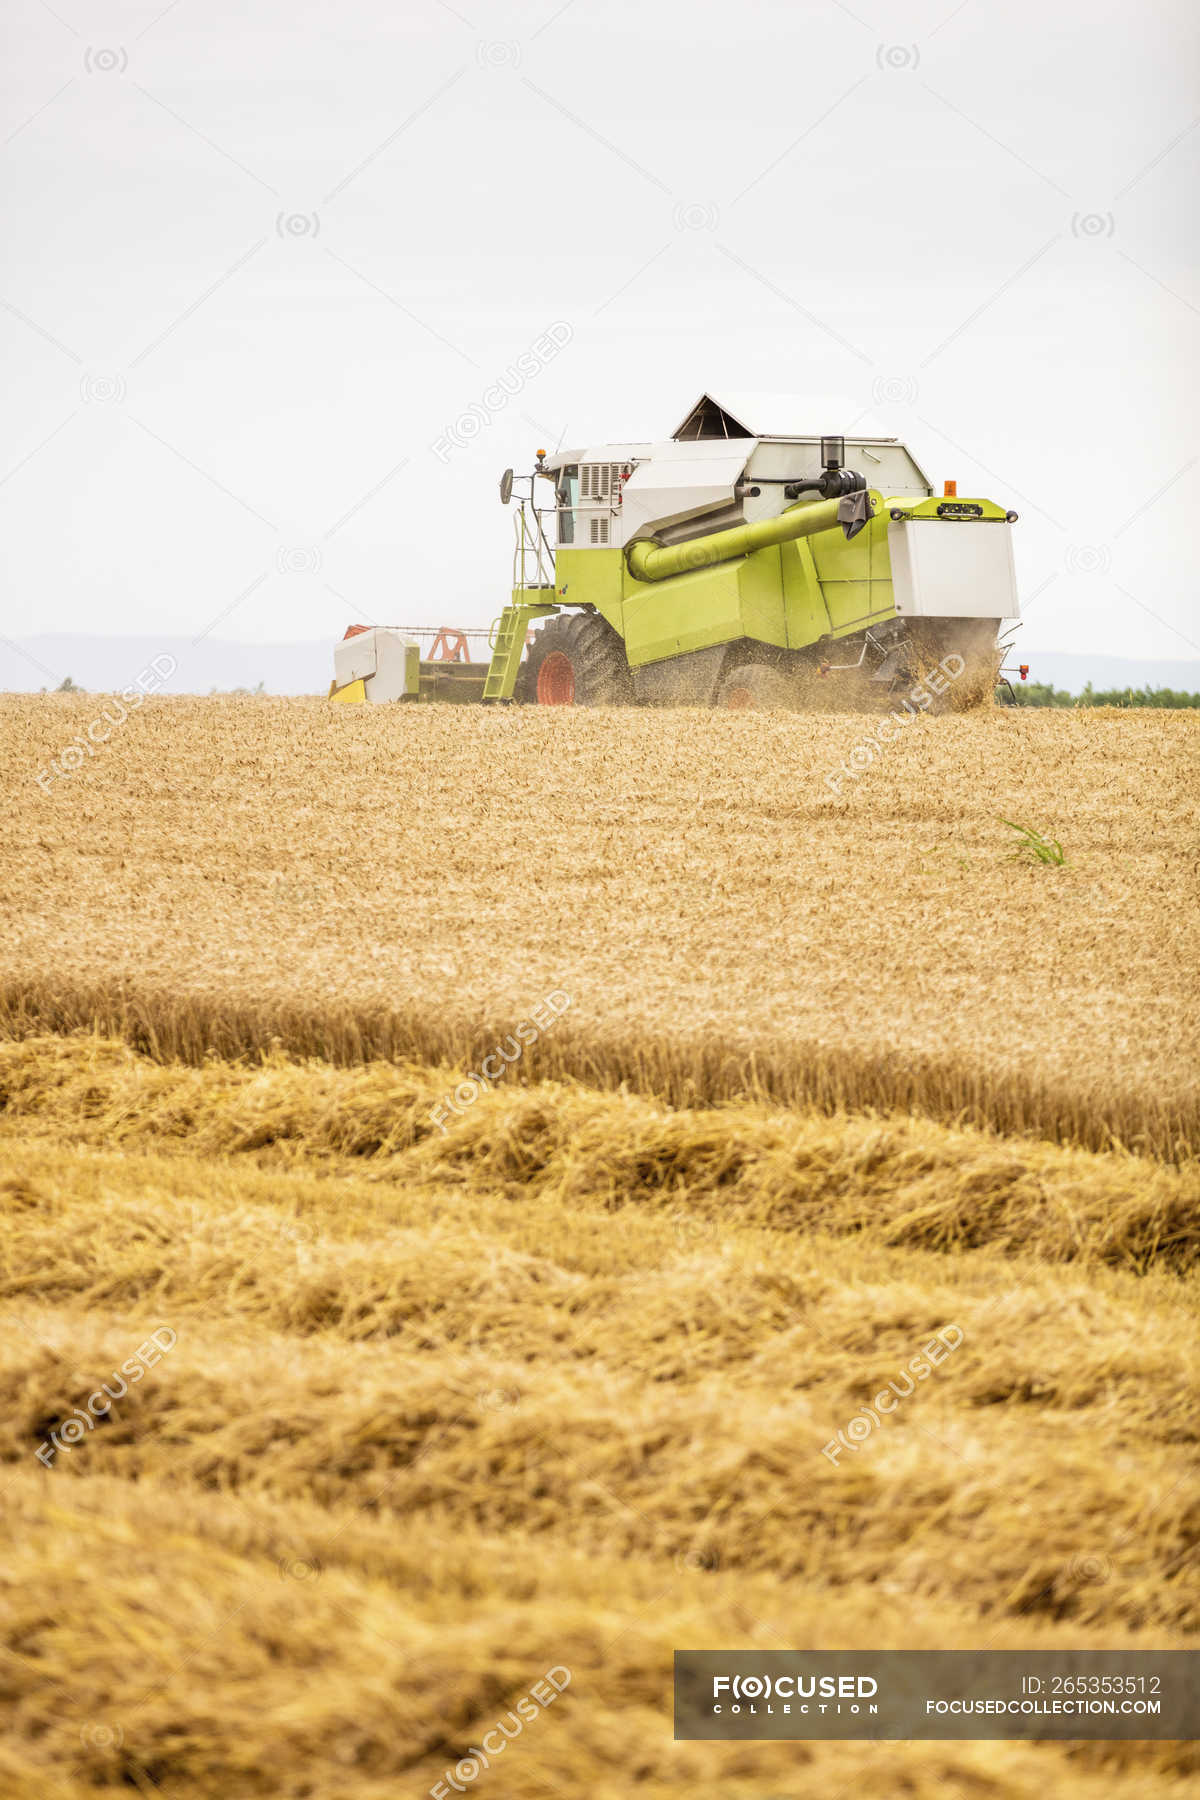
329;392;1020;709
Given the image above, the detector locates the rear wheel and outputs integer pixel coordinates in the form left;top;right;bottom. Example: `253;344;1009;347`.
716;663;795;710
536;650;575;705
516;612;632;706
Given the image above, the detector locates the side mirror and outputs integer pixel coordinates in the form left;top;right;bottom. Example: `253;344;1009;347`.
499;468;514;504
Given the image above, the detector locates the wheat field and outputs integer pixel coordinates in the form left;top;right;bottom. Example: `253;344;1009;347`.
6;696;1200;1151
2;695;1198;1799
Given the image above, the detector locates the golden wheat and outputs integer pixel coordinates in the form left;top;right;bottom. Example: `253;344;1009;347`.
1;1039;1198;1798
3;697;1198;1798
4;697;1199;1155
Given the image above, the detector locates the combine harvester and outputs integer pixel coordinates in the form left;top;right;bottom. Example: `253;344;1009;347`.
329;392;1021;708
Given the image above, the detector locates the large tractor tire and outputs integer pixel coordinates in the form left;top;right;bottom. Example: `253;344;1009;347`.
516;611;633;706
715;663;795;709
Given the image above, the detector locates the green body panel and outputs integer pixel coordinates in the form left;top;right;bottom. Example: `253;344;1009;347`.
534;493;1002;671
554;549;624;634
624;558;762;665
558;548;792;667
736;547;791;651
779;536;829;647
416;662;488;703
809;499;896;637
892;495;1008;522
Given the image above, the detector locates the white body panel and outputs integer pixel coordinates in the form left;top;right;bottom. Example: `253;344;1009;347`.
741;440;930;524
545;398;937;551
334;632;378;685
888;522;1019;619
619;440;756;545
334;628;420;699
553;442;649;465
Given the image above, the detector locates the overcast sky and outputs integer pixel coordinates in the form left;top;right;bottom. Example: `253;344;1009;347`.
3;0;1198;666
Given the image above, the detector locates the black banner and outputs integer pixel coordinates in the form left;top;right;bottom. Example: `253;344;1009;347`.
674;1651;1199;1740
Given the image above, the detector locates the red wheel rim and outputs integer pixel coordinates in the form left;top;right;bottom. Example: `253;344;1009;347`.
537;651;575;705
722;684;754;709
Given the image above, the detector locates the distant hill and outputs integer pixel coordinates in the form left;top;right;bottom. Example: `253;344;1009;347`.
2;634;1198;700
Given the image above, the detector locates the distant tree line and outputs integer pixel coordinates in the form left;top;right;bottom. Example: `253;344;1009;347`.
1000;682;1200;709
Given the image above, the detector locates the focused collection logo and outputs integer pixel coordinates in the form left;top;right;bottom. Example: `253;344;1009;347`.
711;1672;879;1715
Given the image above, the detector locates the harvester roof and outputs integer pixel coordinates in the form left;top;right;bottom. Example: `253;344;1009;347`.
542;394;901;473
671;391;895;442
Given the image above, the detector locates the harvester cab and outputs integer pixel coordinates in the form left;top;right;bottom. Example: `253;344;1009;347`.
327;391;1020;710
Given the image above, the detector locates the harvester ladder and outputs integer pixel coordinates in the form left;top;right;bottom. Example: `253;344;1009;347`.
482;601;559;702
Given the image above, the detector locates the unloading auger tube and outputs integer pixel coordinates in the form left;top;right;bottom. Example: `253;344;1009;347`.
625;489;873;583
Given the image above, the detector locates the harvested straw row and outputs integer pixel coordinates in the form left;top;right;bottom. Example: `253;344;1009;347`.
2;1036;1197;1797
3;1467;1189;1800
3;1307;1196;1635
1;1036;1196;1268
